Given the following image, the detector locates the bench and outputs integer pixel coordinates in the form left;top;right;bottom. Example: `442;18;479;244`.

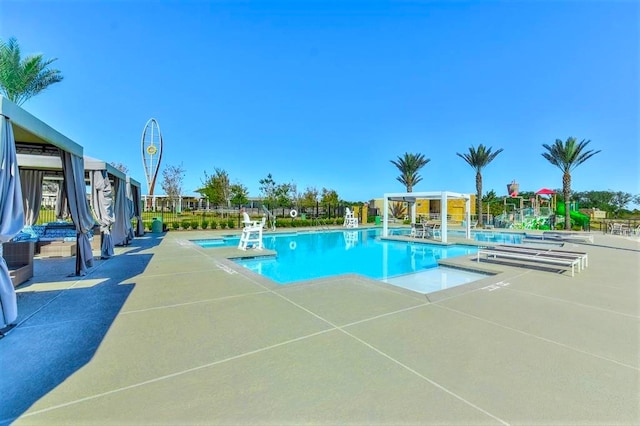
477;245;585;277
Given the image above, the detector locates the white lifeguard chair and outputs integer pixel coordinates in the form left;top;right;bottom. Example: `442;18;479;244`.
343;207;359;228
238;212;265;251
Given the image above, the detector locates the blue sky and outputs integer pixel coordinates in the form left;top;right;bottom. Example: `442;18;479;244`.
1;1;638;205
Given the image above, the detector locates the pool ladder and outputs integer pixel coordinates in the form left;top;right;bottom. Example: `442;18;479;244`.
313;217;329;230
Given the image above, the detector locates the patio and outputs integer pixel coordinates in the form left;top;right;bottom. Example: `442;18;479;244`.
1;228;639;424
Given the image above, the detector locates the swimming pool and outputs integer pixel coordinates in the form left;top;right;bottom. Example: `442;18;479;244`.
194;229;487;293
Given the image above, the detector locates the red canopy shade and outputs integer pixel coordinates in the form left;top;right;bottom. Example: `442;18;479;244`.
536;188;556;195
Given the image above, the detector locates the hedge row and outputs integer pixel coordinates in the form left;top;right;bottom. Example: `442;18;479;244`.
143;217;354;231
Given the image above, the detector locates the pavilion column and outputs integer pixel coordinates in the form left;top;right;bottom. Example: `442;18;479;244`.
465;196;471;239
441;192;448;243
411;202;417;224
382;197;389;237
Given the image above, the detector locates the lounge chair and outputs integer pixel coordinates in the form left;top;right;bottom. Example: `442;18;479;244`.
609;223;630;236
462;220;478;229
429;223;442;239
410;223;425;238
477;244;587;277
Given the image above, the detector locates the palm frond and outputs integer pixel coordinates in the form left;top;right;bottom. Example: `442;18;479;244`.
390;152;430;192
0;36;63;105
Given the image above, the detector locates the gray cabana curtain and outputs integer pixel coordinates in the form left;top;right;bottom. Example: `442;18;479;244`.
61;151;95;276
90;170;115;259
55;181;69;221
125;180;135;241
131;183;144;236
111;177;131;246
19;169;44;226
0;114;24;328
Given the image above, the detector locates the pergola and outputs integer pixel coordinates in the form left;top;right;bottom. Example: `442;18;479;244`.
382;191;472;243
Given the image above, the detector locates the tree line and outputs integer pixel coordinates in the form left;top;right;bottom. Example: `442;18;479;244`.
194;170;342;211
390;138;606;230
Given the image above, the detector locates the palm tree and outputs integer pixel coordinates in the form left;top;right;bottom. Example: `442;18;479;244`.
390;152;430;192
0;37;63;105
542;137;601;230
456;144;503;226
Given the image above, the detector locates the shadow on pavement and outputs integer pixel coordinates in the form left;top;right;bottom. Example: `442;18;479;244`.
0;234;161;423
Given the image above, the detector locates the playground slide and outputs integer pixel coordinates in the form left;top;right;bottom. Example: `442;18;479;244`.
556;202;590;229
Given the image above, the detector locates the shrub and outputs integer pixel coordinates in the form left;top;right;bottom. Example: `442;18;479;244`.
191;221;199;230
291;219;297;228
171;221;180;230
210;220;218;229
181;219;191;230
201;220;209;230
220;221;227;229
227;219;235;229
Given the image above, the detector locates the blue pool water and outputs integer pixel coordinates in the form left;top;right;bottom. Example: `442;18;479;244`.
194;229;484;292
389;228;525;244
451;230;524;244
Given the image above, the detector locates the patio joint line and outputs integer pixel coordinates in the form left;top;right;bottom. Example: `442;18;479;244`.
238;274;509;425
341;303;430;328
433;304;639;371
501;287;639;319
10;256;113;333
127;267;236;279
15;328;335;420
337;327;510;426
119;291;271;315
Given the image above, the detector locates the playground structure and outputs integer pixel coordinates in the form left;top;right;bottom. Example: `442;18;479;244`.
493;182;590;231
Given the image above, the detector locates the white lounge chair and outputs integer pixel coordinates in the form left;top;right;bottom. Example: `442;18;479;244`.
410;223;425;238
462;220;478;229
477;244;587;277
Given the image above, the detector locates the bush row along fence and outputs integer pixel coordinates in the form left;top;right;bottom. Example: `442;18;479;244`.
34;207;640;234
36;204;360;231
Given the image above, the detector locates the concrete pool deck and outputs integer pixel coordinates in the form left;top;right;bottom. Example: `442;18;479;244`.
2;227;639;424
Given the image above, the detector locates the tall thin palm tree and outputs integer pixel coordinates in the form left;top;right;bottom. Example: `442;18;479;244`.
390;152;430;192
0;37;63;105
542;137;600;230
456;144;503;226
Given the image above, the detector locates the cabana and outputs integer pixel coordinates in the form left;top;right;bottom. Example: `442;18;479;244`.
0;97;94;326
381;191;472;243
16;153;130;258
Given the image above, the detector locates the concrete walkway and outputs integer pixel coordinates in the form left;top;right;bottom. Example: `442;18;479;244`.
1;228;638;425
